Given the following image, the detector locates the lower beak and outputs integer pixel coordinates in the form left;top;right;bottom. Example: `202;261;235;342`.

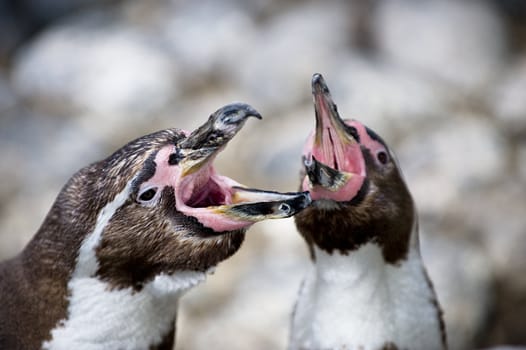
216;188;311;221
303;155;352;191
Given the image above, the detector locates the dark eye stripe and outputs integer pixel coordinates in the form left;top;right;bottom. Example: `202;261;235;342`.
365;126;388;149
132;151;158;193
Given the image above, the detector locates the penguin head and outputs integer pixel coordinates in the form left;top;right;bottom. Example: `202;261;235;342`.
295;74;414;263
46;103;310;290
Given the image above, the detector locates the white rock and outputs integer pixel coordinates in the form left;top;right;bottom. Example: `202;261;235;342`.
178;219;308;350
155;1;258;82
397;114;506;214
492;57;526;133
376;0;505;90
459;183;526;287
518;142;526;181
0;75;16;111
233;1;353;110
421;233;493;350
12;12;178;119
320;57;454;139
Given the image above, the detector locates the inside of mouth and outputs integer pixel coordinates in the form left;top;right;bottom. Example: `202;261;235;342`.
175;161;306;232
186;175;229;208
304;97;367;201
310;92;365;177
179;165;234;209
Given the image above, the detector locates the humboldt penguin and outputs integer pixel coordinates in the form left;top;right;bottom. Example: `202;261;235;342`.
0;103;311;350
289;74;446;350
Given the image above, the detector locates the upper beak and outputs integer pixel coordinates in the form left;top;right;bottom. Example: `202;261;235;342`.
178;103;262;176
306;74;356;189
312;73;356;147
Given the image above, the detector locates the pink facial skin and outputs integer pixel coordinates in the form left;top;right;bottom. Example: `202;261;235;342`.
137;145;255;232
302;113;389;203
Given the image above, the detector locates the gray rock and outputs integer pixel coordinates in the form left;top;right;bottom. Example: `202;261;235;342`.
232;1;353;111
518;142;526;181
492;57;526;134
320;57;454;139
226;105;315;191
153;1;258;83
0;106;107;260
421;233;494;350
0;74;16;113
396;114;507;215
376;0;505;90
12;11;179;119
178;218;308;350
459;183;526;286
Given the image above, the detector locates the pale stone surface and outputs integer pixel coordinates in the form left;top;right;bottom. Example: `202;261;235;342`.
0;0;524;348
12;12;179;119
376;0;505;90
492;56;526;134
397;114;507;215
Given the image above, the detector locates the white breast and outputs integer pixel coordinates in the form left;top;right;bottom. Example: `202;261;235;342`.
42;271;206;350
42;179;208;350
289;243;443;350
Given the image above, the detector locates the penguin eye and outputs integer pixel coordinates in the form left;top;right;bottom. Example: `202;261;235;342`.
137;187;158;204
377;151;388;165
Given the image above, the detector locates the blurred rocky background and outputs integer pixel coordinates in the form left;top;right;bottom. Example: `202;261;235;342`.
1;0;525;349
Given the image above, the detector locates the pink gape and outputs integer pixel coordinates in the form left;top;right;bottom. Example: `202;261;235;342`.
302;81;389;202
137;144;254;232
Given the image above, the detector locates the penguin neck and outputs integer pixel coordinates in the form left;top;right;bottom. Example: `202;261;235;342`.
310;217;423;285
290;226;445;350
310;238;424;298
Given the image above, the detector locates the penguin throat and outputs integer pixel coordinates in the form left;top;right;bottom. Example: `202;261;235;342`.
184;168;230;208
303;122;366;202
174;163;253;232
178;165;236;209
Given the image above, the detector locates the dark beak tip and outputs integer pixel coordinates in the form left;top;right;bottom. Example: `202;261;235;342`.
214;103;263;126
311;73;329;95
233;103;263;122
250;111;263;120
312;73;323;84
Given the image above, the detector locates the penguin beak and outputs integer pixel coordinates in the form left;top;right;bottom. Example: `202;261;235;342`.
173;103;311;232
303;155;352;192
312;73;354;148
178;103;262;176
302;74;366;202
214;187;312;222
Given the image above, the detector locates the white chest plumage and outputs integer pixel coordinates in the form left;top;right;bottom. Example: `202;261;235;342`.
42;272;205;350
42;181;208;350
289;243;443;350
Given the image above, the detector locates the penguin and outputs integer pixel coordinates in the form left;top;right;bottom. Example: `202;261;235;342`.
288;74;447;350
0;103;311;350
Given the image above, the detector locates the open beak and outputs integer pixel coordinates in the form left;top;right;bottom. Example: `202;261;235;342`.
303;74;366;202
174;103;311;232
